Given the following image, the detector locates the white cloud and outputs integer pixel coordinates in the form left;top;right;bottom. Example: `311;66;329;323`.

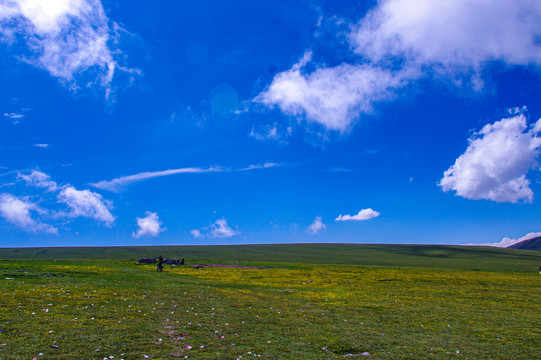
249;122;293;143
474;232;541;247
33;143;49;148
256;0;541;131
308;216;326;234
209;218;238;238
439;109;541;203
3;112;24;124
18;170;58;192
91;166;223;192
4;112;24;119
351;0;541;69
2;170;117;232
250;123;279;141
256;52;415;132
192;218;239;239
57;185;115;225
132;211;165;239
0;0;131;95
336;208;380;221
0;193;57;233
241;162;281;171
328;167;354;173
92;164;281;192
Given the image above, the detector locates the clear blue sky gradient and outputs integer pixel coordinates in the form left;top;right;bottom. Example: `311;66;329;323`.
1;0;541;247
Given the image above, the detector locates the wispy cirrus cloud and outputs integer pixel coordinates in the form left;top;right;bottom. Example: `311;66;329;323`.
249;122;293;143
4;113;25;124
91;166;224;192
240;162;281;171
18;169;58;192
92;163;282;192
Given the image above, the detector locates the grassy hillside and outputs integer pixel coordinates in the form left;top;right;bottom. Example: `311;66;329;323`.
508;236;541;251
1;258;540;359
2;243;541;272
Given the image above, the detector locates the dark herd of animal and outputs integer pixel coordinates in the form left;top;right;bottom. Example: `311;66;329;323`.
136;257;185;265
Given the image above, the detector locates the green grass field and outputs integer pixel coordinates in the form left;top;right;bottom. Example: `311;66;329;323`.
1;244;540;359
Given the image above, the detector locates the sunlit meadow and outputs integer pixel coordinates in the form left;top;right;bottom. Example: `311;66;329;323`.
1;245;540;359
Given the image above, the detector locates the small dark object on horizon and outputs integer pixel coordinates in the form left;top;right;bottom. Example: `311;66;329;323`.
136;257;185;265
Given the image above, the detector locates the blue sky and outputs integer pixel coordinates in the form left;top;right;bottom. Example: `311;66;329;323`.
2;0;541;247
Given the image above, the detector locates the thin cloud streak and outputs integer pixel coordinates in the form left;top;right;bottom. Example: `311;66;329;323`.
92;166;224;192
92;163;281;192
240;162;281;171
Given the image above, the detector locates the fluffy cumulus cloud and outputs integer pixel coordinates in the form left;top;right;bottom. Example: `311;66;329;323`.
474;232;541;247
256;0;541;131
308;216;326;234
1;170;117;233
132;211;165;239
336;208;380;221
351;0;541;69
190;218;239;239
210;218;238;238
256;52;414;132
440;109;541;203
0;193;57;233
57;186;115;226
0;0;129;94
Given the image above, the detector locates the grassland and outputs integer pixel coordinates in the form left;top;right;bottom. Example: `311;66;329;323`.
0;244;540;359
2;244;540;272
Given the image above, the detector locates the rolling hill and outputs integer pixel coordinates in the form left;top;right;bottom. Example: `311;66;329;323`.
1;243;541;272
508;236;541;251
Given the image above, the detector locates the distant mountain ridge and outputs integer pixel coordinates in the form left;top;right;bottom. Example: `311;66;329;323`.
508;236;541;251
